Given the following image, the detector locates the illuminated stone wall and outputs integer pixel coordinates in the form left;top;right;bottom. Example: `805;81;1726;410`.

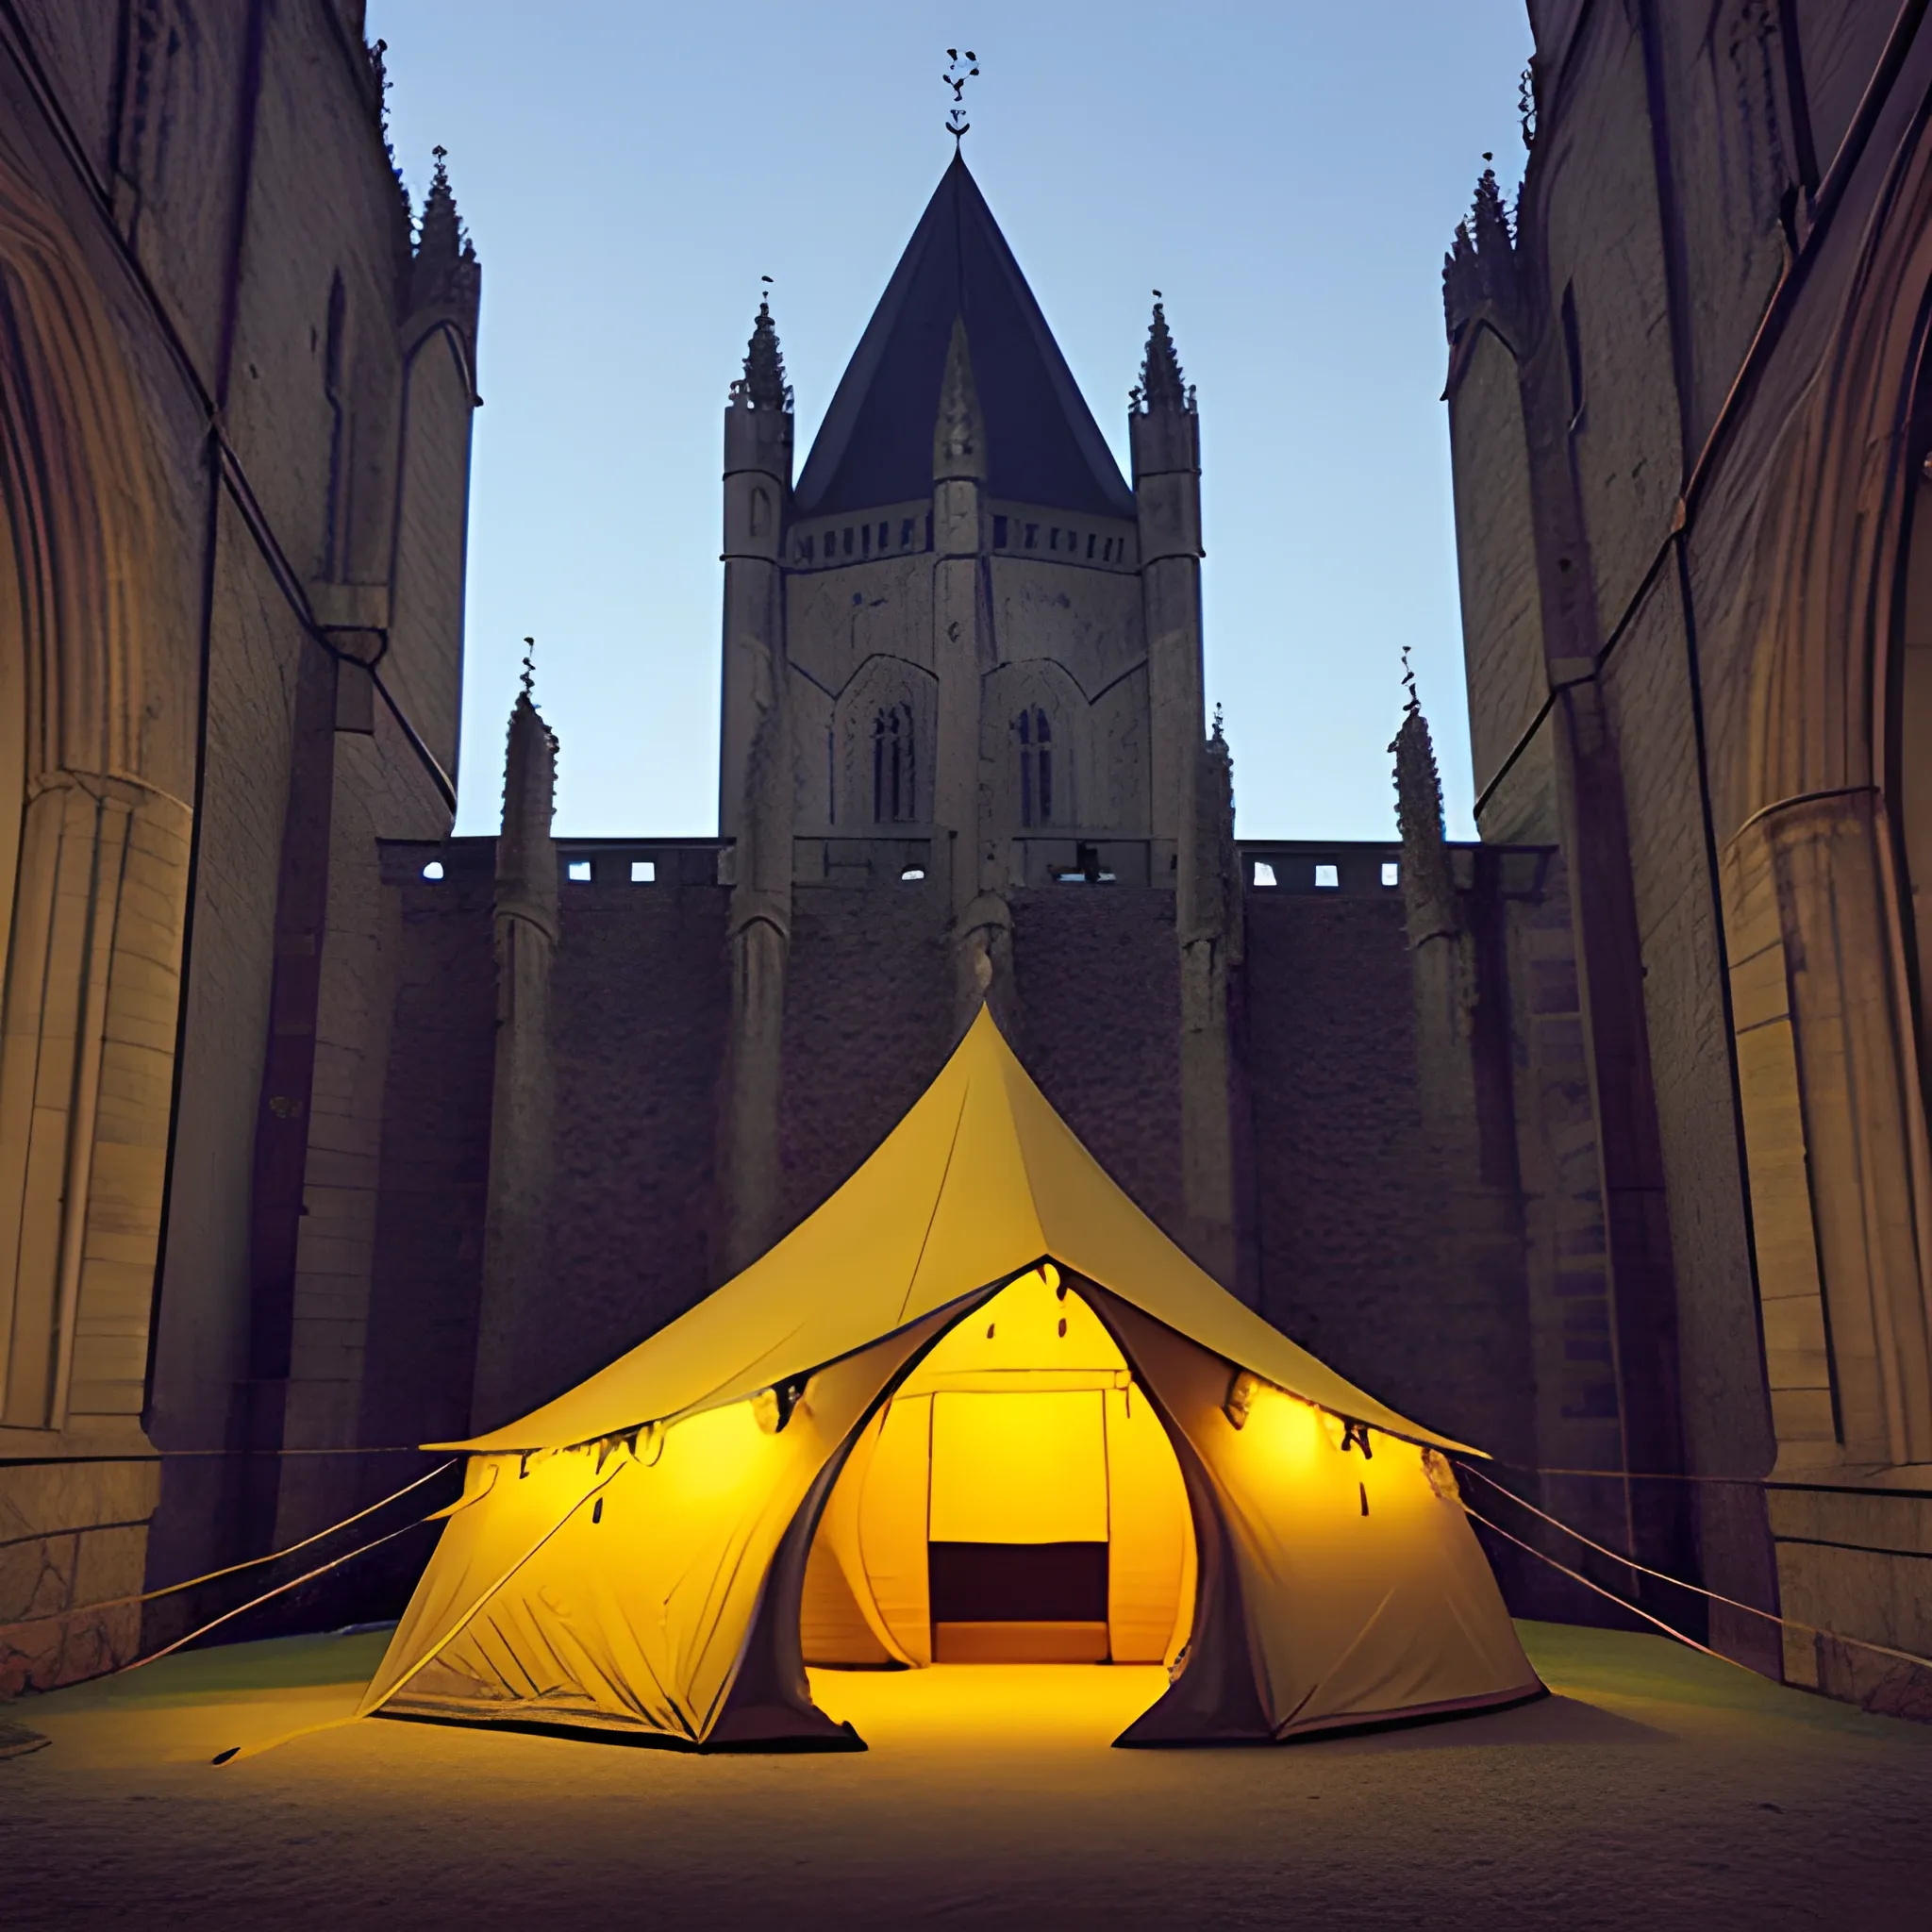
0;3;477;1679
1449;2;1932;1706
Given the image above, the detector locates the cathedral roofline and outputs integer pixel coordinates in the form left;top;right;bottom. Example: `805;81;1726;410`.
791;151;1136;523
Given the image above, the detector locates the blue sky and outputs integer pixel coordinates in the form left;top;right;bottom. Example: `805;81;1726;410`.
369;3;1531;840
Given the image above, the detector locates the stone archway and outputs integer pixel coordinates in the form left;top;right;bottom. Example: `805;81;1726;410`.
1712;113;1932;1474
0;151;187;1688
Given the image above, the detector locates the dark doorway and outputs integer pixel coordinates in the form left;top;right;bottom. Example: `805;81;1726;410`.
928;1540;1109;1661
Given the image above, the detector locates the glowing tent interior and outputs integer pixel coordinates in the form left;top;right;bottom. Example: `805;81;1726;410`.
358;1008;1542;1747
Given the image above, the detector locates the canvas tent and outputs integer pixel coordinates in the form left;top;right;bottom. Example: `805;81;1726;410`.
360;1008;1541;1748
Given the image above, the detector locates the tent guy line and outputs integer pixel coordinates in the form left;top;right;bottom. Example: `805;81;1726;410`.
1456;1461;1932;1677
0;1461;456;1641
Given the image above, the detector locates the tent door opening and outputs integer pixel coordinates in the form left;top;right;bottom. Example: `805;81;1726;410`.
927;1386;1110;1661
800;1268;1195;1667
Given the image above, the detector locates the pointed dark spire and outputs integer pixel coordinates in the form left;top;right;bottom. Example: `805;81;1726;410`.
1134;297;1194;416
738;295;791;413
1442;219;1479;336
500;678;559;927
1442;160;1517;341
792;155;1134;520
411;145;481;325
1390;657;1457;946
1183;702;1241;963
1471;165;1513;258
417;147;461;264
933;316;986;480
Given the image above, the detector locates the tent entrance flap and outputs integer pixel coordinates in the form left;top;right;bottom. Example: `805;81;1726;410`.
799;1268;1196;1668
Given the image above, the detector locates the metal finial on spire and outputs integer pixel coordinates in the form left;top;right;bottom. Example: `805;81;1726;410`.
1400;642;1419;716
520;635;536;701
943;47;979;146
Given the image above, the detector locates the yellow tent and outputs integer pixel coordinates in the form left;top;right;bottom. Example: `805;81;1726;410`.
361;1008;1541;1748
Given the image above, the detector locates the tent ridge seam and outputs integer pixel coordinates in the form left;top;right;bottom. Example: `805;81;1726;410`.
896;1081;973;1324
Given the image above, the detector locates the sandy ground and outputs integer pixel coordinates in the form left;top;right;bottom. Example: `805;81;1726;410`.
4;1620;1929;1929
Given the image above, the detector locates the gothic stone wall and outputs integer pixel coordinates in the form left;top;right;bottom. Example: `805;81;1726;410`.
358;847;1548;1528
2;4;470;1682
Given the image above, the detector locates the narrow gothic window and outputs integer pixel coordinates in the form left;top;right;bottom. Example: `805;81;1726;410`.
1015;708;1054;827
873;705;916;824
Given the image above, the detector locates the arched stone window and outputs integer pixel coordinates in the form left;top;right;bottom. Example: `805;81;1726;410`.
1015;707;1054;827
873;703;917;824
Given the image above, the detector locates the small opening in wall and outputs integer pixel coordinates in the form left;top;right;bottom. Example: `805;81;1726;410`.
631;860;656;883
1252;860;1276;888
1056;841;1113;885
1315;863;1340;890
1560;283;1585;431
421;860;444;881
900;867;925;882
568;859;592;882
993;514;1008;548
1381;860;1400;888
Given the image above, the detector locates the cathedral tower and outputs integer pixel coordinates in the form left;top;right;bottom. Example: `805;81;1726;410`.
716;151;1224;1272
719;154;1204;918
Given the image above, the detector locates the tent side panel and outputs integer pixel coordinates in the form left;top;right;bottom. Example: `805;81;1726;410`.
800;1529;894;1665
706;1432;872;1749
364;1323;950;1743
858;1394;933;1664
1104;1383;1191;1662
1092;1291;1540;1744
1097;1301;1275;1743
814;1407;912;1664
